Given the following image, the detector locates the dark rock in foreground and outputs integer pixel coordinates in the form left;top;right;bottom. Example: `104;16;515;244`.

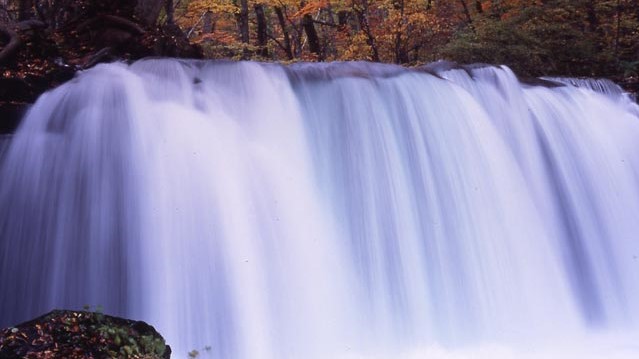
0;310;170;358
0;103;29;134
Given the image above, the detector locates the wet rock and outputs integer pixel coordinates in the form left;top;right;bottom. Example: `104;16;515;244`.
0;103;28;134
0;310;171;359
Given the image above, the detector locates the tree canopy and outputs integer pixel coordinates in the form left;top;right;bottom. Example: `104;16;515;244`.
174;0;638;78
1;0;638;81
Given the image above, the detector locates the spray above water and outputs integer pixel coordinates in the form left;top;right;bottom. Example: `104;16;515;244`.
1;60;638;358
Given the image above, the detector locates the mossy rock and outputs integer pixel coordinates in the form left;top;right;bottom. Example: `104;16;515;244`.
0;310;170;358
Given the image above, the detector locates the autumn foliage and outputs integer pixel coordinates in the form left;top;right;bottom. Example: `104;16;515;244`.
174;0;638;79
1;0;638;81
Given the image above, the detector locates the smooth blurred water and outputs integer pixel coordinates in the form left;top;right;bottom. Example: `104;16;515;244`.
1;60;639;358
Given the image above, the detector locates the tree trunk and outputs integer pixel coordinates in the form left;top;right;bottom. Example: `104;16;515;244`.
274;6;293;59
18;0;33;21
238;0;249;43
0;23;21;64
324;5;337;57
458;0;473;24
135;0;164;26
254;4;268;57
635;0;639;58
302;13;322;59
337;10;350;27
586;0;598;33
614;0;621;57
165;0;174;25
0;4;10;23
234;0;249;59
489;0;507;18
354;1;379;61
34;0;48;23
393;0;408;64
202;10;214;33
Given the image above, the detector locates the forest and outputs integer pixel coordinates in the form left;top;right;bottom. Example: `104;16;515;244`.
0;0;638;98
177;0;639;79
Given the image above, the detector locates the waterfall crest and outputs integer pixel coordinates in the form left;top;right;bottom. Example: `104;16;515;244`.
1;60;639;358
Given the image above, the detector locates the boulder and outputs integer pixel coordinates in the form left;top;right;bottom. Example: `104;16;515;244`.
0;310;171;359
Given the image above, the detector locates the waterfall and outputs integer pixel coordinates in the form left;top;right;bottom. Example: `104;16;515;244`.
1;60;638;358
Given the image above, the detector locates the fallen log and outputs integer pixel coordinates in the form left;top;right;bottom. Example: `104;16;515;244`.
78;14;146;36
16;20;47;32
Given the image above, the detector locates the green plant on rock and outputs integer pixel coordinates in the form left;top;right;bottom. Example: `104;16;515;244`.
1;309;169;358
188;344;213;358
97;321;166;358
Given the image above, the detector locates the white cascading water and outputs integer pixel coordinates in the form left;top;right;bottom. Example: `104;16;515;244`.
1;60;639;358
